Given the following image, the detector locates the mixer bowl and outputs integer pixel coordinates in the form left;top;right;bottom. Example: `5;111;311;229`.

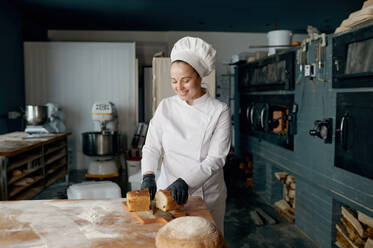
25;105;48;125
82;131;121;156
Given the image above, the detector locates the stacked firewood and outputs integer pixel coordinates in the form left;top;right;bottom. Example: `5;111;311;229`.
335;205;373;248
274;172;296;223
239;155;253;189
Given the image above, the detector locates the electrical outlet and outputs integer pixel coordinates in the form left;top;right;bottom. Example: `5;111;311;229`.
304;64;316;78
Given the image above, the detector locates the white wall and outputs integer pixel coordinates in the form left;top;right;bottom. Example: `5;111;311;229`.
24;42;137;170
48;30;307;88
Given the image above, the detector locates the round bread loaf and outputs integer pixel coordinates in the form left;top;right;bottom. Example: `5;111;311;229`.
155;216;224;248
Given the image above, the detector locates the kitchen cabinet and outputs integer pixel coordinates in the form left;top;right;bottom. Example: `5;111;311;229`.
0;132;71;200
335;92;373;179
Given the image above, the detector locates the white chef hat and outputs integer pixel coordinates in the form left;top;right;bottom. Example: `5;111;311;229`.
170;36;216;77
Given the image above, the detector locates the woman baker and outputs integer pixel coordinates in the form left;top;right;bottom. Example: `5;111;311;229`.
140;36;231;234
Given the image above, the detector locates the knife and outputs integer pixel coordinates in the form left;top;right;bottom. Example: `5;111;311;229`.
151;201;173;221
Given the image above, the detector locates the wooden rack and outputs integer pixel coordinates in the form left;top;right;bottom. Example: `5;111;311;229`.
0;132;71;200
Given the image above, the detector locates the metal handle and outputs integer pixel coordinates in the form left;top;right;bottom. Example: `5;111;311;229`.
260;106;266;129
334;59;340;71
250;106;255;125
309;129;318;136
246;105;255;125
339;115;347;150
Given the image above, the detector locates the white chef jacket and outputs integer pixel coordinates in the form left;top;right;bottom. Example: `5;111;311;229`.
141;90;231;232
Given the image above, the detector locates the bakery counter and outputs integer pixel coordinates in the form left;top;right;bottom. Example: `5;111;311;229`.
0;132;71;200
0;196;214;248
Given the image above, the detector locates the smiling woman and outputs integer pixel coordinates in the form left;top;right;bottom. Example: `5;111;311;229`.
140;36;231;235
170;61;203;105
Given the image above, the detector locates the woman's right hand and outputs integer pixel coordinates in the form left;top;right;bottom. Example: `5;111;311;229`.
140;173;157;200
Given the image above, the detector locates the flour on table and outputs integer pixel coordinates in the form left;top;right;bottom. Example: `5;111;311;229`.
0;199;128;248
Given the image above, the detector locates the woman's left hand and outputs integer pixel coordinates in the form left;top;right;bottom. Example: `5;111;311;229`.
167;178;189;204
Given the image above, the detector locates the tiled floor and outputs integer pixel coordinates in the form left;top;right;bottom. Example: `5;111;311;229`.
33;170;318;248
224;189;318;248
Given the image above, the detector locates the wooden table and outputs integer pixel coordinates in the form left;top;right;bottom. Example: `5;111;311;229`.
0;132;71;156
0;196;214;248
0;132;71;200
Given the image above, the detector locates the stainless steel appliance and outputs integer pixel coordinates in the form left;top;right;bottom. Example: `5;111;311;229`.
83;101;121;178
24;105;48;125
24;104;66;135
82;131;120;156
24;105;56;135
239;94;297;150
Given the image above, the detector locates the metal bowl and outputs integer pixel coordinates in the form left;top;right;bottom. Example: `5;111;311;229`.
24;105;48;125
82;131;121;156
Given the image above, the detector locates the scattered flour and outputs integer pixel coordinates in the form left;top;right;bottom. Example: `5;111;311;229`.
0;199;132;247
79;225;120;239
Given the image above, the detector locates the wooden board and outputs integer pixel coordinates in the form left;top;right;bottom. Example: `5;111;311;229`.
255;208;276;225
358;210;373;229
336;230;352;248
340;216;365;246
122;201;186;224
249;210;264;226
341;206;365;238
336;223;359;248
366;238;373;248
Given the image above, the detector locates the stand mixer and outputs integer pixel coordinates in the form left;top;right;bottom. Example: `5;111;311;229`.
82;101;121;178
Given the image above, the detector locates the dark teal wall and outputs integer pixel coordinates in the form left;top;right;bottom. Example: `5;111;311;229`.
235;34;373;248
0;2;25;133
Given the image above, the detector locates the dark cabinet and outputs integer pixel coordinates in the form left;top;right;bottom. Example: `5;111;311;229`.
333;25;373;88
237;50;295;91
335;92;373;179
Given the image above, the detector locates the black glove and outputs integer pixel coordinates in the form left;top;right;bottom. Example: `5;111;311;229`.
141;174;157;200
167;178;189;204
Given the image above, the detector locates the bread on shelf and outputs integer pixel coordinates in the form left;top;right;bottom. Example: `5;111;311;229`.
126;189;150;212
12;170;22;177
155;189;184;212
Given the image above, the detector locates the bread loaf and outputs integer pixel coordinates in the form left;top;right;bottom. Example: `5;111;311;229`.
155;216;224;248
12;170;22;177
126;189;150;212
155;190;184;212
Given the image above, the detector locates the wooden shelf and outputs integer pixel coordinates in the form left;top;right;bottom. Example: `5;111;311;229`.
46;169;66;187
9;175;44;198
46;159;67;176
7;153;42;171
13;186;44;200
45;143;66;155
46;150;67;165
8;166;43;185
